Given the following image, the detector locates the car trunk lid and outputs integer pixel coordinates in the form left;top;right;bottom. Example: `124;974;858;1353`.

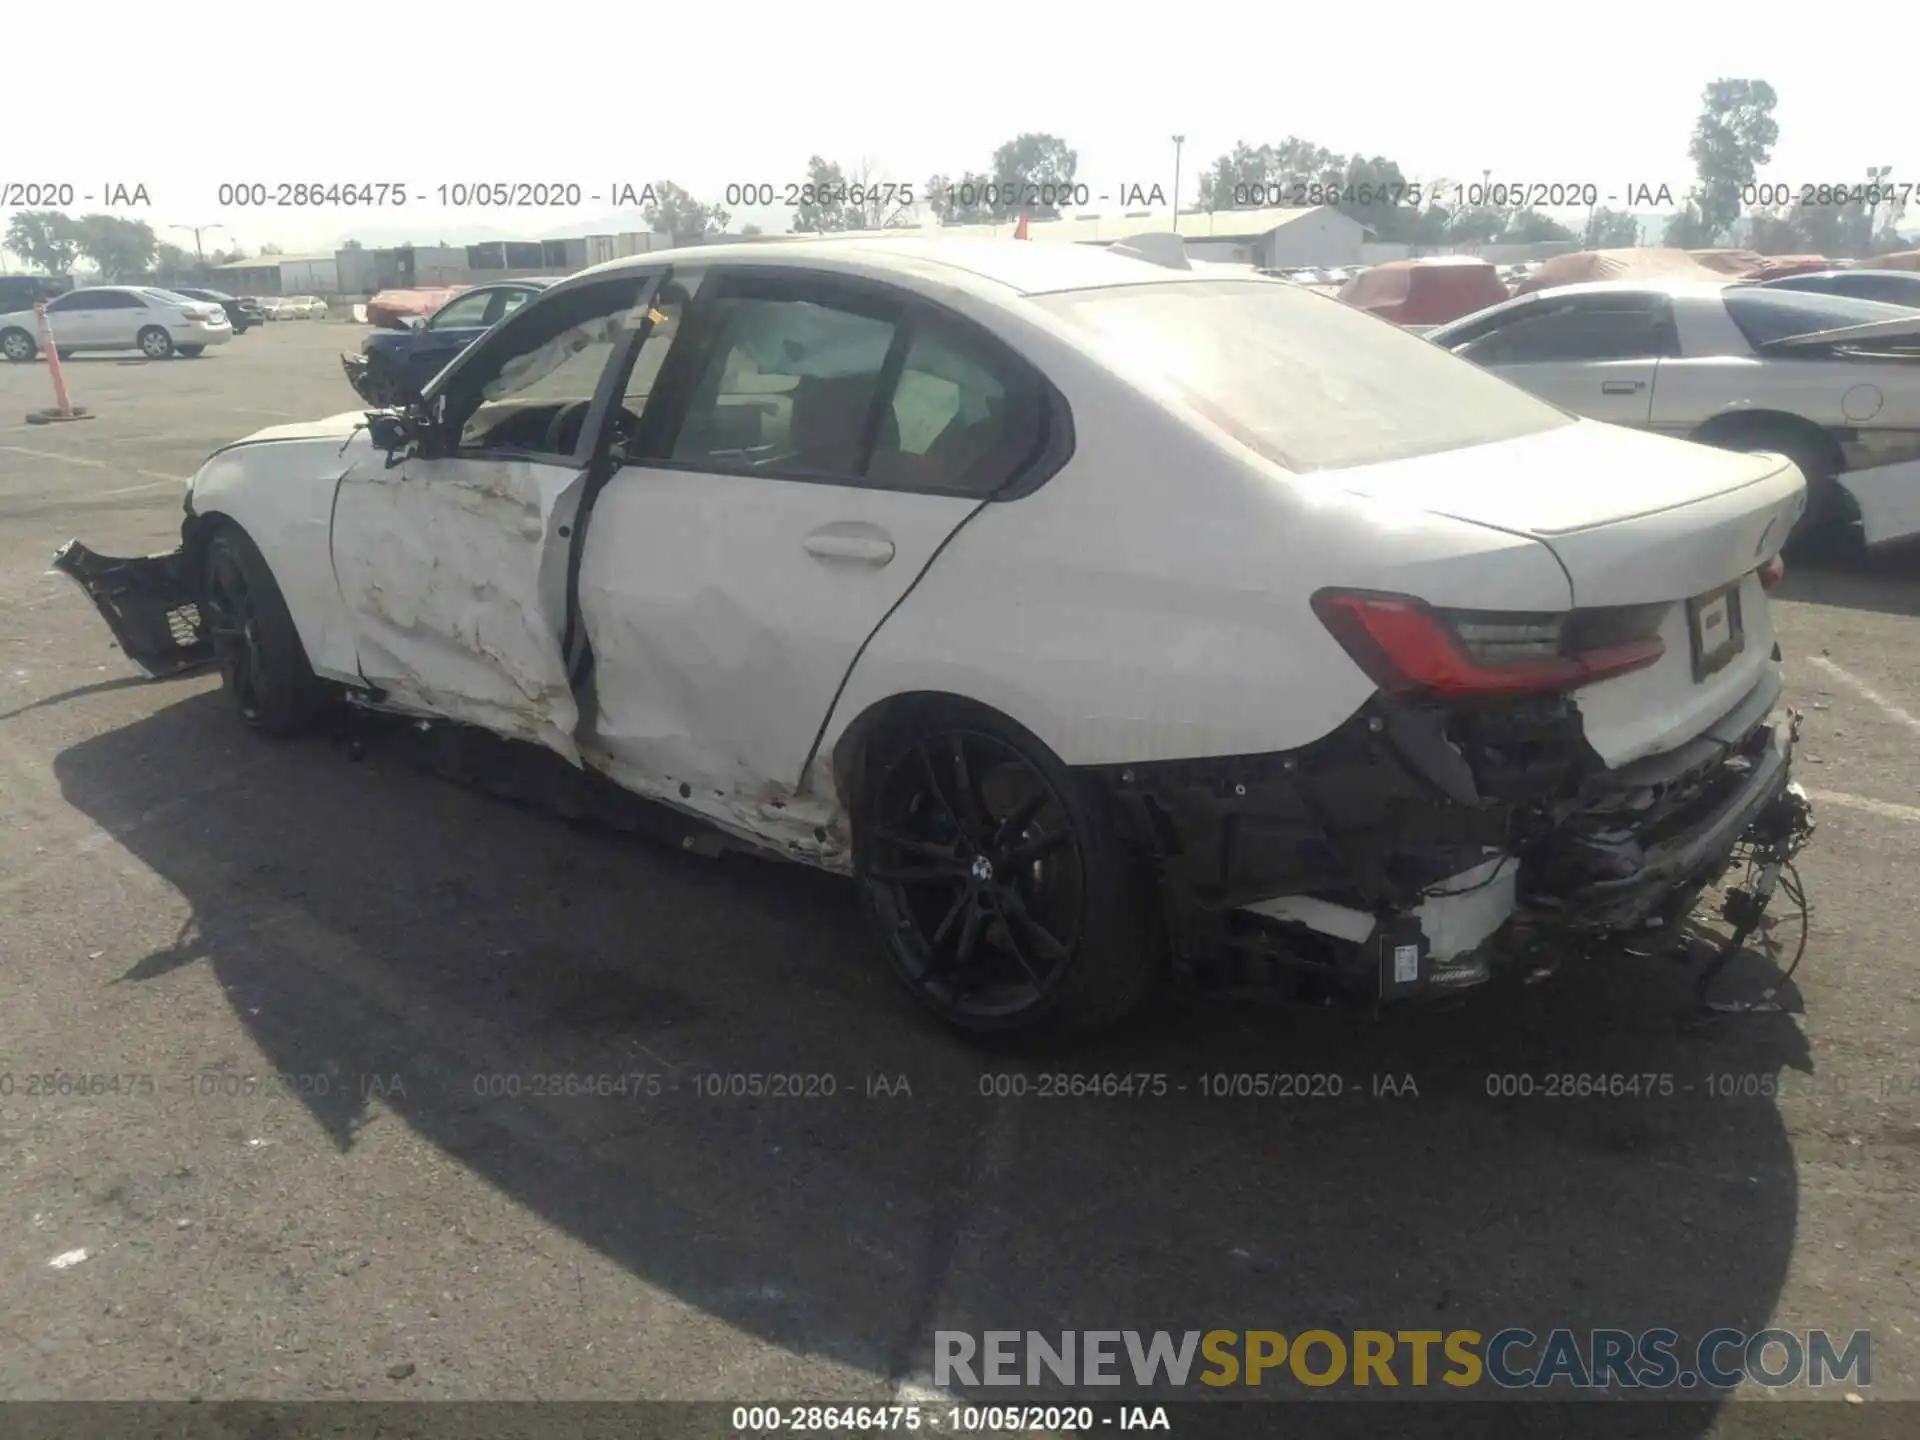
1322;420;1802;768
1327;419;1804;608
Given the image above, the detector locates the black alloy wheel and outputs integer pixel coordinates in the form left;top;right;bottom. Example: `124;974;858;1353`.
199;527;323;734
203;538;268;723
857;711;1156;1036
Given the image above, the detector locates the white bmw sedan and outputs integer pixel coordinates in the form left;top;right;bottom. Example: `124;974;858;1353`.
0;285;232;361
1428;279;1920;548
54;240;1815;1038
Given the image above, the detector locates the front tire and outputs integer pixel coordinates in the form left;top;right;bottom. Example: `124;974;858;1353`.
0;328;35;362
137;325;175;360
854;701;1159;1039
200;525;325;735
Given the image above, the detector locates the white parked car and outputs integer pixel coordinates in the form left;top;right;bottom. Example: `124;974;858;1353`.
53;241;1815;1038
283;295;328;319
1428;280;1920;547
256;297;292;321
0;285;232;361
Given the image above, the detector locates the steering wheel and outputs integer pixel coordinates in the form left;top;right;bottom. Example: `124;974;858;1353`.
541;399;594;456
541;401;644;457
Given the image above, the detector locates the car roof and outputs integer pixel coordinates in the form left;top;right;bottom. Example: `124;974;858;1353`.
563;237;1228;301
1774;269;1916;282
1513;278;1732;302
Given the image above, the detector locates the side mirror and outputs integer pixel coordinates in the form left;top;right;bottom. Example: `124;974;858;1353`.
402;315;427;332
366;410;413;452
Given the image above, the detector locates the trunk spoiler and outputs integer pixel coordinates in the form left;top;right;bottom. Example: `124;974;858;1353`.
1758;313;1920;352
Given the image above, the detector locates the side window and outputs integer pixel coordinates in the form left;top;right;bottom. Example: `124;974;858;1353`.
427;291;496;330
867;319;1044;497
441;277;651;458
668;292;898;480
104;291;149;310
1461;300;1674;363
48;291;98;312
497;288;536;320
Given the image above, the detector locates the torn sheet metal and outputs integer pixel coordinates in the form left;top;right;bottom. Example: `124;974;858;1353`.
1836;456;1920;547
49;541;214;677
329;456;584;763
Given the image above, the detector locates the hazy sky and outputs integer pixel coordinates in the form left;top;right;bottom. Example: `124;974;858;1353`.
4;4;1913;257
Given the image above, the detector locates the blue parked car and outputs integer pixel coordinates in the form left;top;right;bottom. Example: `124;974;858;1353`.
342;278;557;406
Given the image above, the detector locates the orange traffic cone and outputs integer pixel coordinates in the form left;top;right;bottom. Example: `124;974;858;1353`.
1013;214;1030;240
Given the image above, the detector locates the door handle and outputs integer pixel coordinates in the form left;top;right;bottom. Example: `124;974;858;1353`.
803;531;895;564
1601;380;1646;394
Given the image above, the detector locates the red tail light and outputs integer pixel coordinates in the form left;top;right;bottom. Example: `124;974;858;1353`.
1759;556;1785;590
1311;589;1666;699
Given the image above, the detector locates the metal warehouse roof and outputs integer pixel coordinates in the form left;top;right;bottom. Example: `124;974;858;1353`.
212;254;336;268
774;205;1345;247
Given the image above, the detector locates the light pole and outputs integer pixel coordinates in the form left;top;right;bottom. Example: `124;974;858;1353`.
1171;135;1185;232
1868;165;1892;249
170;223;226;263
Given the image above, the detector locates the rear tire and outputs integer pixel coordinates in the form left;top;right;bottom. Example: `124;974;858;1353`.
0;328;35;362
137;325;175;360
1703;421;1852;557
853;699;1159;1041
200;525;326;735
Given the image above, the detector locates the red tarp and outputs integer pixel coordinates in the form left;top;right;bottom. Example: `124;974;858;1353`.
1514;248;1725;294
365;286;469;329
1688;248;1769;276
1337;257;1511;326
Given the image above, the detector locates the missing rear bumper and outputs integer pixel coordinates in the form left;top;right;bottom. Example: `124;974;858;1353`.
50;540;212;677
1102;697;1809;1005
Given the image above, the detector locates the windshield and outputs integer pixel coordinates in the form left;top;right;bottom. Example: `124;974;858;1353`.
1036;279;1573;472
1723;288;1918;346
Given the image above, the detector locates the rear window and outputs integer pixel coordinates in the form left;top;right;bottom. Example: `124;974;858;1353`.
1036;279;1572;472
1723;288;1916;346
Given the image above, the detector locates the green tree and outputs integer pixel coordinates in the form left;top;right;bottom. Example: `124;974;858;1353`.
74;214;157;279
1583;207;1642;248
1196;140;1424;242
641;181;731;242
1443;204;1506;243
1662;200;1718;248
1501;209;1577;243
1687;78;1779;243
988;133;1078;220
926;170;995;224
793;155;854;233
1195;142;1280;210
3;210;82;273
153;241;193;281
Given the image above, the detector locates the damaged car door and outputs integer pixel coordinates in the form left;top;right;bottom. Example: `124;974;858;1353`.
572;271;1043;853
328;273;661;761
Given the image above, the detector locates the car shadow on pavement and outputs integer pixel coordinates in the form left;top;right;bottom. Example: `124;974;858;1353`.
54;691;1813;1423
1780;544;1920;617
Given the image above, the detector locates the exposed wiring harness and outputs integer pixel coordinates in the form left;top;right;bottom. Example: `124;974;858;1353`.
1692;782;1817;1016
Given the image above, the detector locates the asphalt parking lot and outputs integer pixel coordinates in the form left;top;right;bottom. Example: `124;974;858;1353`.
1;322;1917;1428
